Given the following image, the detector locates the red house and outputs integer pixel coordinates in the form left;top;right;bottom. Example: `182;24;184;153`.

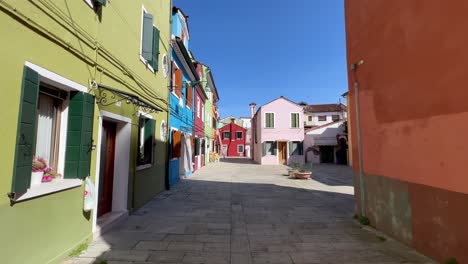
193;63;207;171
219;119;247;157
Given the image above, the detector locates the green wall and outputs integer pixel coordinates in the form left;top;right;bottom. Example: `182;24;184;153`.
0;0;171;263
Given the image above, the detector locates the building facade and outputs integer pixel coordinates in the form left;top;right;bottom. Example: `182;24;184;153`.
219;120;247;157
0;0;171;263
193;62;207;171
346;1;468;262
168;7;199;186
303;103;347;128
251;96;304;165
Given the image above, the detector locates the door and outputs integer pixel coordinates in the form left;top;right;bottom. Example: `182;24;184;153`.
98;121;116;217
278;141;287;165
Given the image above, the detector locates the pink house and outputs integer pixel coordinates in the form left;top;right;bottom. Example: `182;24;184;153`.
251;96;304;165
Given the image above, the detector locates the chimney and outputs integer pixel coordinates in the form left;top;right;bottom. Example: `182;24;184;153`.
249;103;256;118
231;118;236;123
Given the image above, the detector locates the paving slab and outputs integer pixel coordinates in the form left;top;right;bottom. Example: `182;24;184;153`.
64;160;434;264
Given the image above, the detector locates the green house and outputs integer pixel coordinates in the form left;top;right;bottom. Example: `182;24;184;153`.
0;0;171;263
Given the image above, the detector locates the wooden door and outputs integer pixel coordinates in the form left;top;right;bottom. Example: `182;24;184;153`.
278;141;287;165
98;121;116;217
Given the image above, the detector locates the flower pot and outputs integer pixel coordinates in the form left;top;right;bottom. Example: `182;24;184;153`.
294;171;312;180
31;171;44;186
288;170;298;177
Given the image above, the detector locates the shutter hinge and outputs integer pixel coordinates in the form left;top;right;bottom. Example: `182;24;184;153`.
7;192;16;200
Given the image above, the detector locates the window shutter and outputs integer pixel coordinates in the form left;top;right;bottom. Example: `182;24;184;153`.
186;86;192;108
144;118;155;164
194;138;200;155
272;142;277;155
172;130;181;158
175;69;182;97
11;67;40;198
64;92;95;179
142;13;154;62
94;0;107;7
262;142;266;156
288;141;293;156
299;141;304;155
151;27;160;71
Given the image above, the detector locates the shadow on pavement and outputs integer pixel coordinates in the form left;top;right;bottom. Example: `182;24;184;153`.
63;175;433;264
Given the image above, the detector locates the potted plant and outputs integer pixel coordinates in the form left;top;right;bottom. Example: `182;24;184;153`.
287;162;300;177
31;157;47;186
43;168;62;183
294;169;312;180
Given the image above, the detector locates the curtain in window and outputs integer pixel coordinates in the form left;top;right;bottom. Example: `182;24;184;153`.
35;94;56;164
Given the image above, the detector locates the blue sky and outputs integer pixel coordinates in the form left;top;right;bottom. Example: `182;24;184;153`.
174;0;348;118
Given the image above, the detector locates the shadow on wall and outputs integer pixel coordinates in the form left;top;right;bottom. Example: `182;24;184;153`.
63;176;360;263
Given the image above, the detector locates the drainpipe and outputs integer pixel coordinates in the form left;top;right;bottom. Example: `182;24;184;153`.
351;60;366;217
165;0;174;190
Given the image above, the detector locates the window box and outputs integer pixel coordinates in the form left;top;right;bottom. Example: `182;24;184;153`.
14;179;83;202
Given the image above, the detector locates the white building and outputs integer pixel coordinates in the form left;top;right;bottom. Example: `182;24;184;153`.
303;103;347;128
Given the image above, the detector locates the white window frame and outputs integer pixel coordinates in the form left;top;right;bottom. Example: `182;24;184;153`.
222;131;230;139
140;5;155;73
235;131;243;140
201;104;204;122
16;62;86;202
197;97;201;118
264;112;275;129
136;111;155;171
84;0;94;8
290;112;300;128
237;145;244;153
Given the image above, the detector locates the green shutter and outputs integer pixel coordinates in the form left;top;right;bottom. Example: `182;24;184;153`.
144;118;155;142
11;67;40;198
299;141;304;155
288;141;293;155
64;92;95;179
262;142;266;156
142;13;154;62
150;26;160;71
272;142;277;155
94;0;106;6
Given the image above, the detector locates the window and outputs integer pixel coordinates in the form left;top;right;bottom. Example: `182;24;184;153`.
194;138;200;156
238;145;244;153
265;113;274;128
35;87;65;171
172;62;183;97
141;7;160;72
318;115;327;121
137;116;155;167
201;105;205;122
291;113;300;128
332;115;340;122
223;131;231;139
186;85;192;108
262;141;277;156
289;141;304;156
10;66;94;201
235;131;243;139
308;116;312;122
197;98;200;118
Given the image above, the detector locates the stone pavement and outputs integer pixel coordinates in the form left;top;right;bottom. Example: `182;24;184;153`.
64;159;434;264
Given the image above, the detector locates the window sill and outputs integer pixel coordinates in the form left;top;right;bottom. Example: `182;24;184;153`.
139;56;155;73
136;164;153;171
16;179;83;202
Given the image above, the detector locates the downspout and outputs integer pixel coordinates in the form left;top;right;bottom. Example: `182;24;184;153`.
351;60;366;217
165;0;173;190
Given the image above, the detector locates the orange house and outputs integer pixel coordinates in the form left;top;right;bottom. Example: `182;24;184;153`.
345;1;468;263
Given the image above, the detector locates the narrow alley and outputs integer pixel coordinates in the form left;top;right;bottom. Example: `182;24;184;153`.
65;161;433;264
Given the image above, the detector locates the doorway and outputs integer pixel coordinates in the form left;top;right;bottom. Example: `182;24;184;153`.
320;146;335;163
278;141;287;165
98;120;116;217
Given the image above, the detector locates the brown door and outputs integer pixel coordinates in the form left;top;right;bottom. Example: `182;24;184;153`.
98;121;116;217
278;141;287;165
